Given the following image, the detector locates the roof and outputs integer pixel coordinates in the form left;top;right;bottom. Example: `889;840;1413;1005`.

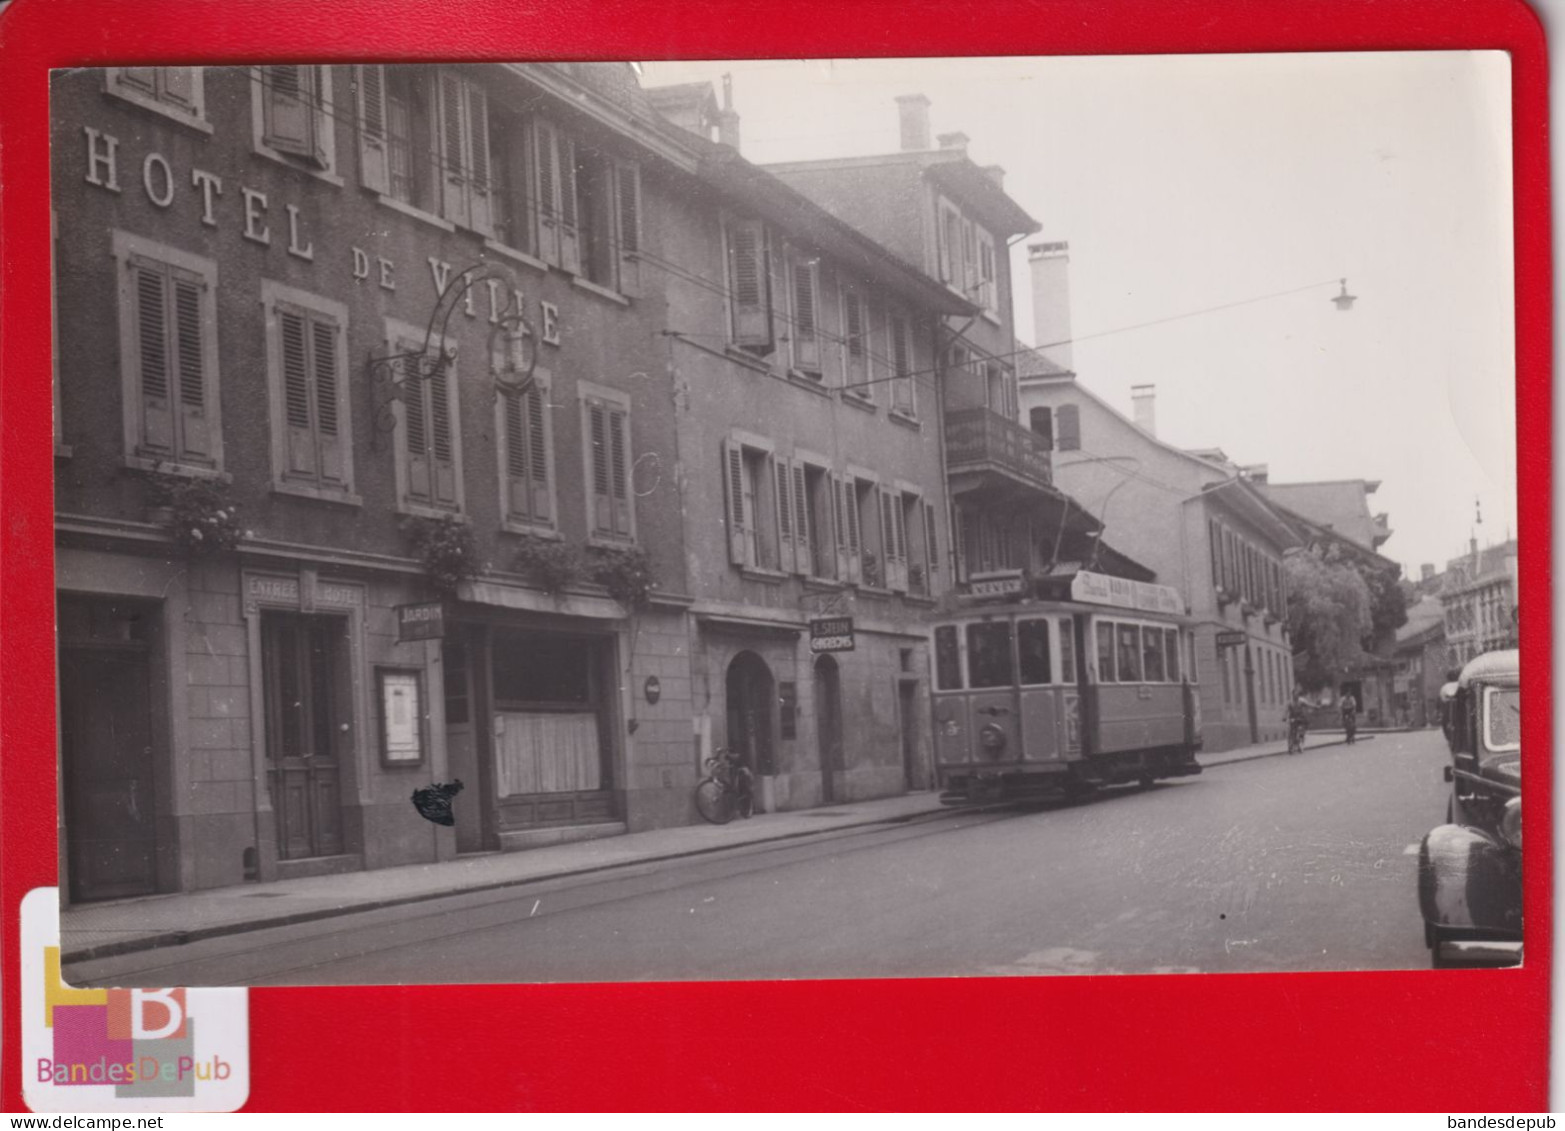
1259;480;1391;550
1395;595;1445;645
1199;478;1303;550
1458;649;1520;688
1014;339;1071;381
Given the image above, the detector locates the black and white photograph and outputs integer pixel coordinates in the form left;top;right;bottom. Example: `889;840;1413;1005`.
52;54;1519;988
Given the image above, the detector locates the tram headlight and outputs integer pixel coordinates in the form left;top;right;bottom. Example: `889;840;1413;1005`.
979;723;1007;755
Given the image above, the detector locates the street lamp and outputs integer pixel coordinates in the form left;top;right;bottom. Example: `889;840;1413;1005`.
1331;278;1357;311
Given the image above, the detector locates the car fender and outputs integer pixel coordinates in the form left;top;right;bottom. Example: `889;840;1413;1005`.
1417;823;1521;934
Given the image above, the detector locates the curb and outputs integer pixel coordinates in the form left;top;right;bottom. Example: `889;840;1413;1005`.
63;802;963;965
1200;732;1377;769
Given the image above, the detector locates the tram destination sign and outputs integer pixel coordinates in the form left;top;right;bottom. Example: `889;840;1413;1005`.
1070;569;1184;616
397;601;447;642
809;616;856;653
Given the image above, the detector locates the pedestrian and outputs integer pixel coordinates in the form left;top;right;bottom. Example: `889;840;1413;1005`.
1286;690;1310;753
1340;690;1358;744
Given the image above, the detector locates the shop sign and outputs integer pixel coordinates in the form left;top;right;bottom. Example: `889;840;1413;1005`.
809;617;855;653
1215;630;1247;649
397;601;446;642
967;571;1025;599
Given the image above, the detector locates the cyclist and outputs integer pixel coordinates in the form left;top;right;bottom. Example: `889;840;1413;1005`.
1286;691;1310;753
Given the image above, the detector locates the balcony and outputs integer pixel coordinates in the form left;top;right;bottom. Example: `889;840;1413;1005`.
944;408;1053;497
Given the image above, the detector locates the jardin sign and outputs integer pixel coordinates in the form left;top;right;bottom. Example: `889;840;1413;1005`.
397;601;446;643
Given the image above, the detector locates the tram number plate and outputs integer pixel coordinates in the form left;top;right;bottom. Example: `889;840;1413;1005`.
810;617;855;652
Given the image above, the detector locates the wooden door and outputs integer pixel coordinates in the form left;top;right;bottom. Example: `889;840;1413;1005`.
60;647;158;902
814;655;842;802
262;614;344;860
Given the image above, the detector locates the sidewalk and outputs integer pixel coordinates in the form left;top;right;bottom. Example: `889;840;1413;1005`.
1197;730;1375;769
61;732;1368;965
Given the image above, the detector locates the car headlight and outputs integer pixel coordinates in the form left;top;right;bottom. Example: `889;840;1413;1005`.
1500;796;1521;850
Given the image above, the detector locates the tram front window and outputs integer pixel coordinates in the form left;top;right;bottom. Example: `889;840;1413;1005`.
934;626;963;691
1116;624;1143;682
1018;619;1051;685
966;622;1015;689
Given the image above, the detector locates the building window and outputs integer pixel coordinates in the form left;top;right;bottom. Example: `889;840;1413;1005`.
977;228;998;315
877;487;909;592
106;68;208;130
901;491;930;596
487;102;533;254
888;311;916;417
788;252;822;376
262;282;353;500
800;462;834;579
386;320;463;516
725;218;773;352
112;231;222;475
841;289;871;400
581;383;634;544
1056;403;1081;451
937;199;963;286
254;65;335;174
855;477;887;588
534;119;581;272
574;147;641;293
360;66;490;231
722;437;778;569
378;66;437;210
986;362;1015;420
833;472;862;583
1029;406;1054;450
496;376;554;531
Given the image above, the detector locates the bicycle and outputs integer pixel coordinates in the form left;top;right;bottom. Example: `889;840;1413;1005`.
694;748;755;825
1287;716;1307;754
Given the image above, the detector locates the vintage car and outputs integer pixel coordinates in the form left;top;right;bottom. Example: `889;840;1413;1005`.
1417;649;1521;967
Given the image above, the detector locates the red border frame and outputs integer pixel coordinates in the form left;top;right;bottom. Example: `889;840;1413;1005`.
0;0;1550;1111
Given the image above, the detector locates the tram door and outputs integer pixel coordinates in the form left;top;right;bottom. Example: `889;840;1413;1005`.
1015;616;1064;762
963;621;1020;762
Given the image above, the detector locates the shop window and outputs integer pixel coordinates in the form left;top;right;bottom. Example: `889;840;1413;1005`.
497;375;554;531
386;320;463;517
262;282;354;500
581;385;634;544
107;67;208;130
112;231;222;476
254;65;335;174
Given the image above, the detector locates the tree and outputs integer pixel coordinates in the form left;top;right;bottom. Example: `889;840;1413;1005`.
1355;559;1408;650
1285;548;1373;691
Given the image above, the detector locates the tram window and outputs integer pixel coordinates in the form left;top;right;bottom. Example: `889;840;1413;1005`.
1018;619;1051;685
1142;626;1166;682
1165;628;1181;682
1116;623;1143;682
1058;618;1076;684
966;622;1015;688
934;626;963;691
1095;621;1115;682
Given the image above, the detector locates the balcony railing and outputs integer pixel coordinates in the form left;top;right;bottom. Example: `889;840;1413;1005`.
944;408;1053;492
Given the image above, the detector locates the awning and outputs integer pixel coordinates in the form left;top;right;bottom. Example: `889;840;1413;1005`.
458;580;625;620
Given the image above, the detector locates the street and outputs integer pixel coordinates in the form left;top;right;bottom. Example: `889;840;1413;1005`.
69;730;1451;987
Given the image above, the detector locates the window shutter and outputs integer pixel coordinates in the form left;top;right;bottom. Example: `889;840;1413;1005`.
843;291;867;389
925;499;939;579
773;456;796;573
161;67;197;111
403;356;431;500
465;81;493;235
890;315;912;413
791;260;819;371
534;121;562;266
839;475;861;583
132;262;174;456
722;439;749;565
280;308;317;477
614;160;642;297
1209;520;1222;591
558;135;581;274
118;68;158;96
355;65;391;194
262;65;316;160
792;462;811;575
726;220;771;348
587;400;611;532
1056;404;1081;451
311;317;343;484
429;367;457;505
503;390;530;517
171;273;211;461
527;386;550;521
886;489;908;591
437;71;471;229
831;473;849;581
962;219;977;295
768;232;789;357
608;407;631;537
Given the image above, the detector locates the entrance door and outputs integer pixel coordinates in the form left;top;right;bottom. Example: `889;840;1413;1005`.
898;679;920;789
1244;644;1260;744
262;613;344;860
443;631;487;853
725;652;775;777
60;645;158;902
814;654;842;803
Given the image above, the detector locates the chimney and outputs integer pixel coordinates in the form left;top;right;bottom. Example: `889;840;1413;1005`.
1421;563;1435;582
1028;241;1074;372
982;164;1006;188
717;73;741;151
895;94;931;151
1131;385;1157;437
1242;463;1268;485
937;130;970;153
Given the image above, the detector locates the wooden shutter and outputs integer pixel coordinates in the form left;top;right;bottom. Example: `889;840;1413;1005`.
263;65;317;161
773;456;796;573
170;271;210;461
534;121;562;266
280;308;317;478
526;387;550;521
132;260;174;456
1209;520;1223;591
465;81;493;235
726;220;771;348
587;400;611;533
890;315;912;414
791;259;819;371
438;71;471;229
883;488;908;591
403;347;431;501
614;160;642;297
608;406;631;537
356;65;390;193
558;135;581;274
838;475;861;583
722;439;749;565
311;317;343;483
1056;404;1081;451
792;462;811;575
961;219;978;295
843;291;867;389
831;473;849;581
161;67;197;111
925;499;939;580
429;367;457;505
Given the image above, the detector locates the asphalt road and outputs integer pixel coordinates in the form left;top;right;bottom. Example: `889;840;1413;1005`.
72;729;1452;986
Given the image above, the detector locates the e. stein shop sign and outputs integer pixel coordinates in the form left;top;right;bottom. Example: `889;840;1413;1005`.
809;617;855;653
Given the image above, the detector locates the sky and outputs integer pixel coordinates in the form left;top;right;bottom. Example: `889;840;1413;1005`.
641;54;1518;577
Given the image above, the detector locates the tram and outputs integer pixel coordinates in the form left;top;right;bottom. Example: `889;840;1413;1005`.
930;569;1203;803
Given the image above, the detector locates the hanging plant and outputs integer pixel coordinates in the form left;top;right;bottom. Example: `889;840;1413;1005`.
514;535;583;595
587;545;656;611
861;551;882;589
144;472;246;557
404;515;478;595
